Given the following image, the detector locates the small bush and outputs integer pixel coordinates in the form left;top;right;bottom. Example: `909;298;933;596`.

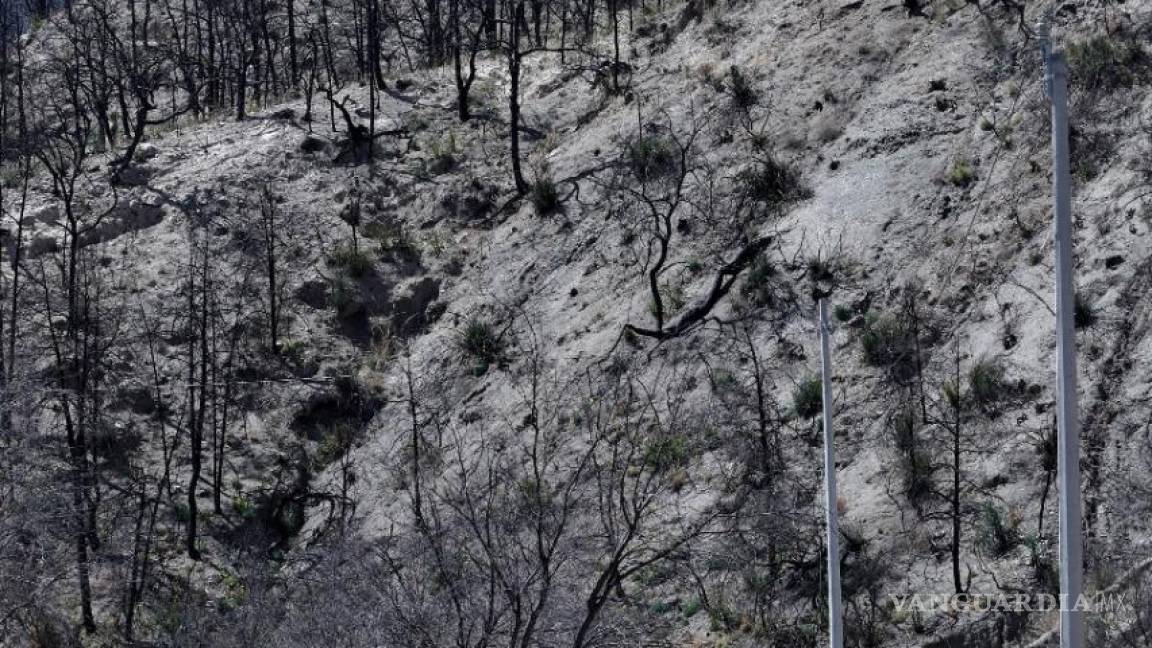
946;159;976;187
327;245;374;278
314;425;355;467
628;135;680;180
860;314;917;379
329;279;365;320
903;449;933;505
793;376;823;419
1067;33;1151;92
728;65;758;109
232;495;254;517
977;503;1020;557
834;304;853;322
741;254;776;306
530;176;560;215
889;406;931;505
644;434;689;472
890;406;918;456
741;155;812;208
458;318;507;374
1074;291;1096;329
806;257;834;283
1024;535;1059;594
968;356;1005;405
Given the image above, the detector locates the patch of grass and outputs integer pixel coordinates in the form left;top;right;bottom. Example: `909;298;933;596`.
793;375;823;419
806;257;834;283
644;433;689;472
888;405;932;505
968;355;1005;405
1074;291;1096;329
740;155;812;208
1;165;25;189
314;424;355;468
727;65;758;109
530;175;560;215
1067;32;1151;92
1024;535;1059;594
327;245;374;278
946;159;976;187
458;318;507;374
232;495;254;518
741;254;776;307
977;503;1020;557
628;134;680;180
329;279;365;320
860;313;917;379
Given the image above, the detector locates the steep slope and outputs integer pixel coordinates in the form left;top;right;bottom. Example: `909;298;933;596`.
4;0;1152;646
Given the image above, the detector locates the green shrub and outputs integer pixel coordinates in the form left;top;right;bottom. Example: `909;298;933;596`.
681;596;703;618
628;135;680;180
728;65;758;109
806;257;834;283
1067;33;1151;91
327;245;374;278
530;176;560;215
977;503;1019;557
643;434;688;472
833;304;853;322
860;314;917;379
707;598;741;632
314;425;354;467
458;318;506;374
889;406;931;505
793;376;823;419
741;255;776;306
890;406;918;456
361;219;400;242
329;279;365;320
903;449;933;505
947;159;976;187
1024;535;1059;594
1074;291;1096;329
740;155;812;208
232;495;254;517
968;356;1005;405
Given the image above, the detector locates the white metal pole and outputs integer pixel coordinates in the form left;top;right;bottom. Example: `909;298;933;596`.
818;299;843;648
1041;22;1085;648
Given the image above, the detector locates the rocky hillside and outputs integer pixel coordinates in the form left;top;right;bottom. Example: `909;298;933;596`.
2;0;1152;646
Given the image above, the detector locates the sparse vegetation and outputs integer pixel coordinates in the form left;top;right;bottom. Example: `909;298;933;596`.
628;134;681;180
530;175;560;215
977;503;1020;557
644;434;689;472
967;355;1005;406
793;376;823;419
861;313;917;379
1075;291;1097;329
1067;32;1151;92
727;65;758;109
741;155;812;208
327;245;375;278
457;318;507;373
946;158;976;187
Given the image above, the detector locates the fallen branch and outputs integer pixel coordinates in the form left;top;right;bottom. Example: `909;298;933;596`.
625;236;772;341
